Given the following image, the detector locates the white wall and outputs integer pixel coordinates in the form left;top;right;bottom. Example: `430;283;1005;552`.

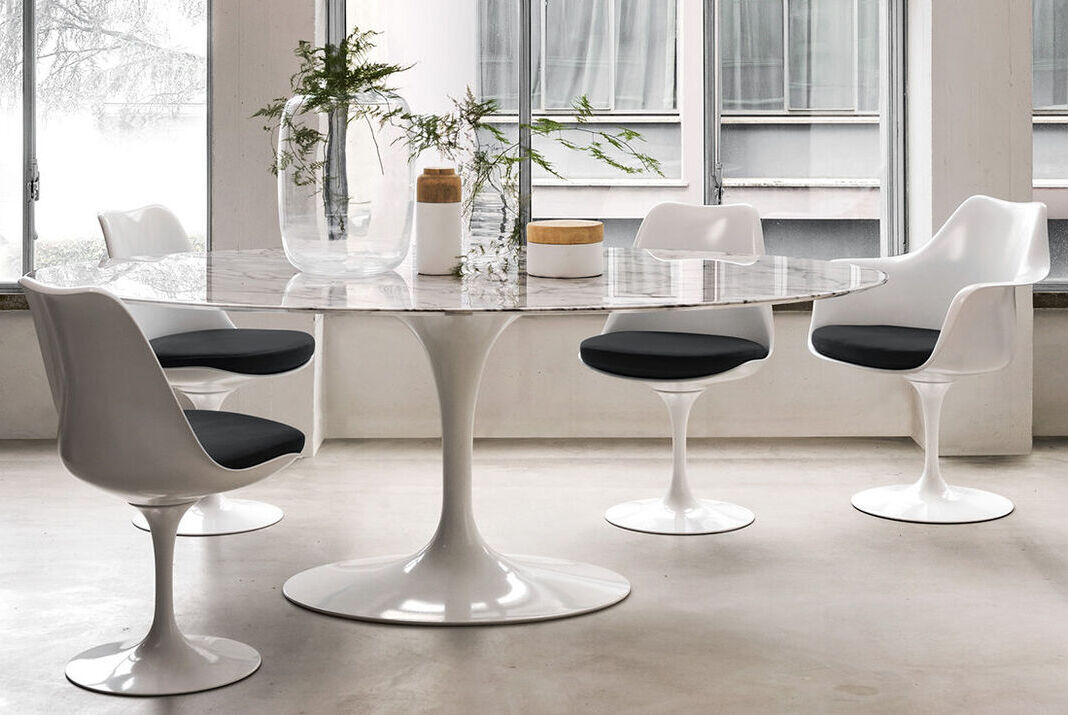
210;0;318;251
905;0;1036;455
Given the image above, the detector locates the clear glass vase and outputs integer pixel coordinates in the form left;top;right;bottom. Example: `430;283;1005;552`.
277;91;413;277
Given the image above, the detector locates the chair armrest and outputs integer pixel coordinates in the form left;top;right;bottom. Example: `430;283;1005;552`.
923;282;1021;376
809;253;923;332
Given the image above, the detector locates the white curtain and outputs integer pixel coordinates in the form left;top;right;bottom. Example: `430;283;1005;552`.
721;0;784;111
788;0;855;110
614;0;677;111
479;0;677;112
1034;0;1068;109
479;0;520;111
543;0;611;109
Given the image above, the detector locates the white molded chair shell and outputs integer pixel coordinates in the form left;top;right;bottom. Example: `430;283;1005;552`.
98;205;232;340
99;205;308;535
20;278;295;506
601;202;774;388
809;195;1049;379
583;202;773;535
805;195;1050;524
98;203;193;258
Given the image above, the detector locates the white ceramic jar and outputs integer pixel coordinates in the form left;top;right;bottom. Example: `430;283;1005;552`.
415;167;462;275
525;220;604;278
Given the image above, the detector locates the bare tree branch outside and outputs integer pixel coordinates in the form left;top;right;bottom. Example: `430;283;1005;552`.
1;0;207;277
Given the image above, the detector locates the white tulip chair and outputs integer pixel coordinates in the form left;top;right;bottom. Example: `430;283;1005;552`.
99;204;314;536
21;277;305;695
808;195;1050;523
579;202;773;535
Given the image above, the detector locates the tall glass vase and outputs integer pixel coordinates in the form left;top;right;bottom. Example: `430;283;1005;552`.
277;91;413;277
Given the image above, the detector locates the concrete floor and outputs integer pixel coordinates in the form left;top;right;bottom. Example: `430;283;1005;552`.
4;437;1068;714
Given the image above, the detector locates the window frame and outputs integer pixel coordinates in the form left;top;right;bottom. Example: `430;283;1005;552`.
2;0;213;293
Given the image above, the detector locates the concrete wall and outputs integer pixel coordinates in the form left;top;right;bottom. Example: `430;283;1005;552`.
1034;309;1068;436
323;311;913;440
905;0;1036;454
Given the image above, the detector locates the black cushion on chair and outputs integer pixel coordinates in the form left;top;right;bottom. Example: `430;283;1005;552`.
580;331;769;380
185;410;305;469
151;329;315;375
811;324;940;370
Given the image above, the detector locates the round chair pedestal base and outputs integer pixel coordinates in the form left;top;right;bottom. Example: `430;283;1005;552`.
283;550;630;625
65;634;260;696
132;496;283;536
851;484;1014;524
605;498;755;535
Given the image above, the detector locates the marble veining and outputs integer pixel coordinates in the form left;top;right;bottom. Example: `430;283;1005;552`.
30;248;885;314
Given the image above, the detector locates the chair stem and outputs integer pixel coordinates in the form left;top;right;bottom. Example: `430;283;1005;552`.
135;502;195;649
657;389;705;512
910;379;953;499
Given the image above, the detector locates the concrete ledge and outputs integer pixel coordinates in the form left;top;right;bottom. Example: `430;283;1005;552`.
0;294;28;311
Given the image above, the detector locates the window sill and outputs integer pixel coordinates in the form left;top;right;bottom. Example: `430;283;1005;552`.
533;179;688;188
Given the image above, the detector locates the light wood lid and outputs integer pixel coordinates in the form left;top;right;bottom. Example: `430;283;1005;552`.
527;219;604;245
417;167;462;203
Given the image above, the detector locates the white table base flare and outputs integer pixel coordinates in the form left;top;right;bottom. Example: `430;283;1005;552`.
283;313;631;625
604;389;755;535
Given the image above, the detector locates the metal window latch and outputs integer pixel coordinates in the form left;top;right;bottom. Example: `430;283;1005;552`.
711;161;724;205
28;160;40;202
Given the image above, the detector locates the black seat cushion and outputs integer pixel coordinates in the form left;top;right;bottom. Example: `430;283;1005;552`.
811;324;940;370
580;331;769;380
151;329;315;375
185;410;305;469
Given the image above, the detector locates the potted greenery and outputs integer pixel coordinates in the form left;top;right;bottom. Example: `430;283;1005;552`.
257;28;663;277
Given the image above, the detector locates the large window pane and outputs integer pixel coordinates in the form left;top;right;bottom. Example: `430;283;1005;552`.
479;0;519;112
1034;0;1068;110
477;0;680;187
721;0;784;112
1034;0;1068;284
788;0;855;110
721;0;885;260
33;0;207;269
0;0;22;282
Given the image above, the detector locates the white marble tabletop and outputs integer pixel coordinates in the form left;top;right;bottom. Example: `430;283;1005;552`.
30;248;885;314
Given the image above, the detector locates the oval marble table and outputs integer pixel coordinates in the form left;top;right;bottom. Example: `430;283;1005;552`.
33;248;885;625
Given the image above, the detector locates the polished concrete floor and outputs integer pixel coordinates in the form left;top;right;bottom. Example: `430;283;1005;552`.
4;437;1068;714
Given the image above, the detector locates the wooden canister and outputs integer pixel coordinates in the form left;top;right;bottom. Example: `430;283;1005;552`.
415;168;462;275
526;219;604;278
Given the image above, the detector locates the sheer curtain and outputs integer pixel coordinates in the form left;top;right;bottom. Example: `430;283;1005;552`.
721;0;785;111
1034;0;1068;109
543;0;611;109
479;0;520;111
478;0;677;113
789;0;855;109
614;0;677;111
